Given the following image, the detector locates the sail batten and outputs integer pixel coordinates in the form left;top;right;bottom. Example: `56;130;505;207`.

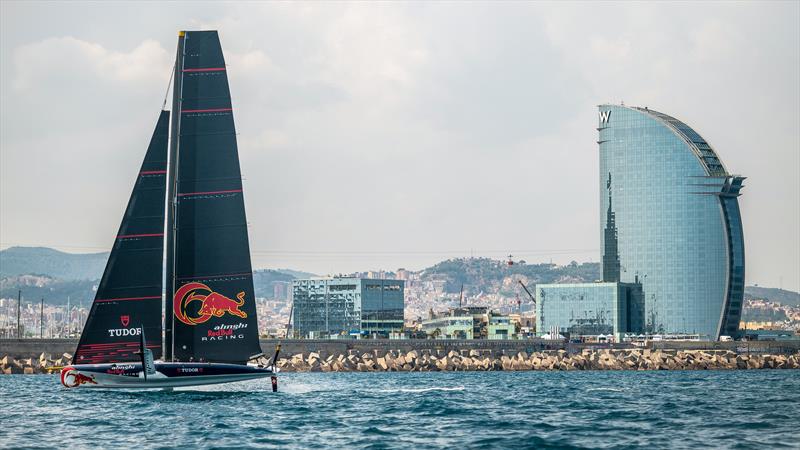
74;111;169;364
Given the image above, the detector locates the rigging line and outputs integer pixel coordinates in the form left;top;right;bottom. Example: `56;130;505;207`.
161;63;176;111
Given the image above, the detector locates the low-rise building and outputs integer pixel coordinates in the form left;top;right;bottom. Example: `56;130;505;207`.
419;314;474;339
487;314;514;339
419;306;516;340
535;282;644;341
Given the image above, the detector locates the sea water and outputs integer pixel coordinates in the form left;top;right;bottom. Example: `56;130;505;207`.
1;371;798;449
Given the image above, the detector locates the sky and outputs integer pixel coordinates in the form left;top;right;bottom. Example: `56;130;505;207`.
1;1;798;290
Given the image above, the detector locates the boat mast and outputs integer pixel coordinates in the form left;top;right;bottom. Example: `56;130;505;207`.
165;31;186;362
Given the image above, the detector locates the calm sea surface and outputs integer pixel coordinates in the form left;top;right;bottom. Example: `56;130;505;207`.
1;371;798;449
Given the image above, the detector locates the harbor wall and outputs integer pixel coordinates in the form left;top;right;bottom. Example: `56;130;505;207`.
1;338;798;360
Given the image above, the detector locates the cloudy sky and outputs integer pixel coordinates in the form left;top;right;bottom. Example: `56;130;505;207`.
1;1;798;290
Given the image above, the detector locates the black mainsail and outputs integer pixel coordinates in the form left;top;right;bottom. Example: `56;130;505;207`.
74;112;169;364
166;31;262;363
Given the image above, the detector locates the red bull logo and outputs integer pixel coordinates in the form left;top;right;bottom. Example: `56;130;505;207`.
173;282;248;326
60;367;98;388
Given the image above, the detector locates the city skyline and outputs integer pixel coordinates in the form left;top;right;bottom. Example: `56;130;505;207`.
1;2;798;291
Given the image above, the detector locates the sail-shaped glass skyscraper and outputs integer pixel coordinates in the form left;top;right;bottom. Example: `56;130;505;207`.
598;105;745;339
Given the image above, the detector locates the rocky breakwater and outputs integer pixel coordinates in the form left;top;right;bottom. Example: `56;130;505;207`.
3;349;799;374
272;349;800;372
1;353;71;374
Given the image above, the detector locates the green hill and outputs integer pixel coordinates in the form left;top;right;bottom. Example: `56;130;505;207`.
2;247;798;310
421;258;602;295
0;247;108;280
253;269;296;298
745;286;800;307
0;274;97;305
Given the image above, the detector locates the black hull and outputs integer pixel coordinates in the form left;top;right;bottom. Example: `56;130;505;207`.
61;362;274;389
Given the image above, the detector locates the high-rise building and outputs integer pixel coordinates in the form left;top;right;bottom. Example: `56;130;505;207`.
292;278;404;338
598;105;745;339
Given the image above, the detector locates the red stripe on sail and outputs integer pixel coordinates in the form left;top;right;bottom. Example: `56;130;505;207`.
183;67;226;72
79;345;159;350
78;343;160;349
116;233;164;239
182;108;233;113
177;189;242;197
95;296;161;303
140;170;167;175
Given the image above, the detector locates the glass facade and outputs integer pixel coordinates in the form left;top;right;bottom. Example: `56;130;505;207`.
535;283;643;337
598;105;745;339
292;278;404;337
360;280;405;334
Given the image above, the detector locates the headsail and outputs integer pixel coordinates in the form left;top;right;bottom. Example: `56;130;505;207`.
166;31;262;363
74;111;169;364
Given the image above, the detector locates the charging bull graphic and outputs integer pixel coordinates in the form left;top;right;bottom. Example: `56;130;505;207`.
61;367;98;388
173;282;248;326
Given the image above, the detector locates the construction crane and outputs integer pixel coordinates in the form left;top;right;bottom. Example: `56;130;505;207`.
518;280;536;308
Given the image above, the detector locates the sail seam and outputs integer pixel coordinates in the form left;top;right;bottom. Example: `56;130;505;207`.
179;176;243;182
177;188;242;197
179;131;237;137
183;67;226;72
182;108;233;113
95;295;162;303
177;224;248;231
176;272;252;281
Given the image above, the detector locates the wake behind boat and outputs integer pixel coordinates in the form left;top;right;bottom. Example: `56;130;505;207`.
61;30;278;390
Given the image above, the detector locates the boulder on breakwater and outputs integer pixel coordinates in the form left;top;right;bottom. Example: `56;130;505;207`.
0;353;71;374
267;349;800;373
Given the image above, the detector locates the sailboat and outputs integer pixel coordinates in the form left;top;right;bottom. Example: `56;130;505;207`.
60;30;279;389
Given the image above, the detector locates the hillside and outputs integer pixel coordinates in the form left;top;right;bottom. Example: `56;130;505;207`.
0;247;108;280
0;270;298;305
0;247;311;304
421;258;601;295
744;286;800;307
252;269;296;298
0;274;97;305
1;247;797;310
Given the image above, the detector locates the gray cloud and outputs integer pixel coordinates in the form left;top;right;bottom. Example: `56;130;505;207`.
1;1;798;290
